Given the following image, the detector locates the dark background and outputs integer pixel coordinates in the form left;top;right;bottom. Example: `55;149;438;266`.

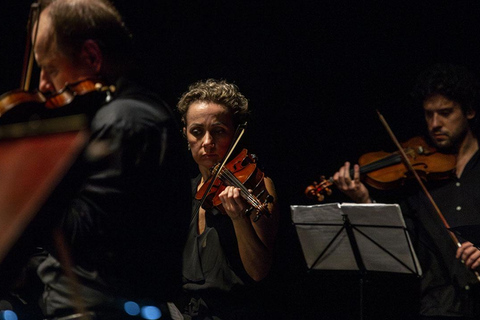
3;1;480;319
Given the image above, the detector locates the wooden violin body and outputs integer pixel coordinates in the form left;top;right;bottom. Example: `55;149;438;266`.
196;148;274;222
0;80;114;125
44;80;114;109
0;90;46;115
305;136;456;202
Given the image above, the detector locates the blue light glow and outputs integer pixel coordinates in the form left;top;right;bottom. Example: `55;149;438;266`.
1;311;18;320
141;306;162;319
124;301;141;316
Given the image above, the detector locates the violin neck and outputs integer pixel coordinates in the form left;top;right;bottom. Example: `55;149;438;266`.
352;153;403;176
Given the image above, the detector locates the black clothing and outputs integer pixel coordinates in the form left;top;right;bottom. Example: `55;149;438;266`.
29;78;191;318
180;175;268;320
403;150;480;318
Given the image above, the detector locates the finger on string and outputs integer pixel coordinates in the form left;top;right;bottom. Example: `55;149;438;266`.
354;164;360;183
344;162;352;181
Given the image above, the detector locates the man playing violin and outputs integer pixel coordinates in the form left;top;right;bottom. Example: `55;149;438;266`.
333;64;480;319
12;0;191;319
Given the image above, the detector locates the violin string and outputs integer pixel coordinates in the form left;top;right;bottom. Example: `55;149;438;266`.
219;168;261;208
312;153;404;199
221;170;260;206
358;153;403;174
197;126;247;213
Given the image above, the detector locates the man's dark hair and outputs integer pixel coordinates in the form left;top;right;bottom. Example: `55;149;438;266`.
412;64;480;130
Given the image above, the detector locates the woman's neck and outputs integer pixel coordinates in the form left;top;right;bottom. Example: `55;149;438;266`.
199;166;211;188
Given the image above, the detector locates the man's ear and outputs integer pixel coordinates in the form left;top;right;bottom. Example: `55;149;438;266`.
467;108;476;120
80;40;103;74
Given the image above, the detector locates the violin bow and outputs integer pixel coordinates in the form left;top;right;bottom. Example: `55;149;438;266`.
194;122;247;214
376;109;480;281
217;122;248;174
21;2;40;91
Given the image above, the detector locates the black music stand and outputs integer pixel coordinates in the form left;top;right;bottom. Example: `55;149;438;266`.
291;203;422;320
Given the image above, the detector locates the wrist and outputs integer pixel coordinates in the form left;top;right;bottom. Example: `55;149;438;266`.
230;212;251;224
356;193;372;204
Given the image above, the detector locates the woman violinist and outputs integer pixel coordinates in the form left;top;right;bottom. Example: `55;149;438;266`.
176;79;279;320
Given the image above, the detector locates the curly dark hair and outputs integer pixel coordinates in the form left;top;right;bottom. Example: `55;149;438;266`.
412;64;480;117
177;79;249;128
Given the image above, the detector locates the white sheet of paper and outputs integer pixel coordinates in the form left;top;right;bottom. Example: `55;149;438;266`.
291;203;422;275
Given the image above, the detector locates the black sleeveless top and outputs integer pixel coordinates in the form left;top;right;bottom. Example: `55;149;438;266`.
181;175;262;318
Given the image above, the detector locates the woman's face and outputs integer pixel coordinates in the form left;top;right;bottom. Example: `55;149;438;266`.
184;101;235;171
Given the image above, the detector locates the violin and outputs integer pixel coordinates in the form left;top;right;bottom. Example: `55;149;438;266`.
44;79;115;109
0;79;115;125
305;136;457;202
0;3;114;125
196;148;274;222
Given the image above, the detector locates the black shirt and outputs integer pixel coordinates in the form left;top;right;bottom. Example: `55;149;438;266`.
35;78;191;317
403;150;480;317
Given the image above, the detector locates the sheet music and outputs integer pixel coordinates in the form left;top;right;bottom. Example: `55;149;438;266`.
291;203;422;275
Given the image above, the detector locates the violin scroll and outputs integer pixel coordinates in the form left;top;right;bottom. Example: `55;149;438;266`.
304;176;332;202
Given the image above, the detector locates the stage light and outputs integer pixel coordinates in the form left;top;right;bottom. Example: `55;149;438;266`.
140;305;162;319
0;310;18;320
124;301;141;316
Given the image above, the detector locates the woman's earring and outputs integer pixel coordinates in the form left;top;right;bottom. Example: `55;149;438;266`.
187;143;191;150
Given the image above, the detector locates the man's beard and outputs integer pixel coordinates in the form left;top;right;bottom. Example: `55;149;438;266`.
430;128;468;154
